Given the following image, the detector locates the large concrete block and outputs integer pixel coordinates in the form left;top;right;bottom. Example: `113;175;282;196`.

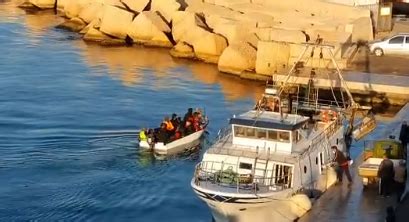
64;0;92;19
57;0;68;11
256;41;290;75
78;2;104;24
127;11;173;47
206;15;257;45
151;0;181;23
193;33;228;63
171;11;209;43
100;5;134;39
23;0;55;9
270;28;307;43
305;29;352;44
84;25;111;41
289;194;312;217
121;0;150;12
170;42;195;58
218;42;257;74
213;0;250;7
351;17;373;42
56;17;86;32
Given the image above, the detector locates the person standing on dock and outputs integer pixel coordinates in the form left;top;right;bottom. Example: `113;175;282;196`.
399;121;408;157
331;145;352;185
378;154;395;197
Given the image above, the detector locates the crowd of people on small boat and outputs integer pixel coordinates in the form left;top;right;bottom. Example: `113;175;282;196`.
139;108;207;145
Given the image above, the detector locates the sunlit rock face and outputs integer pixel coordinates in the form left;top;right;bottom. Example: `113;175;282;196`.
15;0;375;77
256;41;291;75
56;17;86;32
99;5;133;39
19;0;55;9
170;42;195;59
127;11;173;48
121;0;150;13
218;42;256;75
150;0;181;23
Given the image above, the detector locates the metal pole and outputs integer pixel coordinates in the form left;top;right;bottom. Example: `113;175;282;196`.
279;45;310;96
327;48;356;107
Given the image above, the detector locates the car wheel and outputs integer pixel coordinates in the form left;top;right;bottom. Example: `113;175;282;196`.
374;48;383;57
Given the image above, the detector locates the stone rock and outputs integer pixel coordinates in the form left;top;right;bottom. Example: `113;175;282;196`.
256;41;290;75
170;42;195;58
100;5;134;39
127;11;173;47
64;0;92;19
289;194;312;217
83;26;125;45
78;2;104;24
207;17;258;44
218;42;256;74
20;0;55;9
100;0;124;8
256;28;306;43
79;18;101;34
151;0;181;23
56;0;68;11
351;17;373;42
56;17;86;32
172;11;209;43
214;0;250;7
305;29;352;44
121;0;150;12
192;33;227;63
269;28;306;43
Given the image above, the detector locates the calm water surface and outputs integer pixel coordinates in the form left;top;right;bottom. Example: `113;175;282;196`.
0;2;399;222
0;3;265;221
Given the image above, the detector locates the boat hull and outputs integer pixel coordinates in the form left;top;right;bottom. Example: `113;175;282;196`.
139;130;205;155
192;183;311;222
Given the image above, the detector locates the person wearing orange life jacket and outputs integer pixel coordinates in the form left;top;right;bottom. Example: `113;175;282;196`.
163;116;174;132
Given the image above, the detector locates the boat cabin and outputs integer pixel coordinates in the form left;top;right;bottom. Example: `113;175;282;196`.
230;110;309;154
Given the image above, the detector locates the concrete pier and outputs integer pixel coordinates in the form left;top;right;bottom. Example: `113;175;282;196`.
265;70;409;105
300;103;409;222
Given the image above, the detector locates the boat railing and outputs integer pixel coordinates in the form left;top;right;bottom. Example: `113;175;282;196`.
302;120;341;158
293;98;347;112
193;161;292;195
214;126;232;144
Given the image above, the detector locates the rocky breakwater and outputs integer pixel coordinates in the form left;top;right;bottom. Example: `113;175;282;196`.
18;0;374;79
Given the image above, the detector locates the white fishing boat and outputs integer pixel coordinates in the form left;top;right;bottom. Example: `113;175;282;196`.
139;128;206;156
191;43;376;222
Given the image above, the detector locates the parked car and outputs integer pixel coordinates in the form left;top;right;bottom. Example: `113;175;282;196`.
369;33;409;56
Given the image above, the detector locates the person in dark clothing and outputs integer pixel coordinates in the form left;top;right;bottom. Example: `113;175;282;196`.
378;154;395;197
184;120;195;136
385;206;396;222
171;113;180;130
156;123;169;144
331;145;352;184
399;121;408;156
394;160;406;203
183;108;193;123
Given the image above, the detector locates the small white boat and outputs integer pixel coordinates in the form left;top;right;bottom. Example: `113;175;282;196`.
139;129;206;156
